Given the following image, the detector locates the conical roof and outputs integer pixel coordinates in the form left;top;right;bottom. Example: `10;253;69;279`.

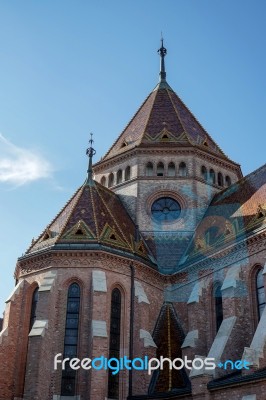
103;41;229;162
103;83;228;161
26;181;151;262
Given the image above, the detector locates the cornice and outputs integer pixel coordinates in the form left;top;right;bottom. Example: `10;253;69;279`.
93;146;241;176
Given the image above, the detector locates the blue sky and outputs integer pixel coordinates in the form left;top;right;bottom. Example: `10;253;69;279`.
0;0;266;313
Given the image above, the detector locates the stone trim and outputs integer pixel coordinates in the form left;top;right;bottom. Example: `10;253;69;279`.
5;280;25;303
92;270;107;292
134;281;150;304
92;320;107;338
139;329;157;348
221;265;240;291
181;330;198;348
39;271;57;292
28;320;48;337
0;327;8;344
242;303;266;367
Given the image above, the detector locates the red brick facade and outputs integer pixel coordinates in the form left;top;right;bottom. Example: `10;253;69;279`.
0;43;265;400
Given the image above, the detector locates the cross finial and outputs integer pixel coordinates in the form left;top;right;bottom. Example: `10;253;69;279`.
157;36;167;81
85;133;96;185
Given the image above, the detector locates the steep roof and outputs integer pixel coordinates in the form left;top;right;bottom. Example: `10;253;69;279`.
103;80;228;161
185;163;266;262
27;180;151;262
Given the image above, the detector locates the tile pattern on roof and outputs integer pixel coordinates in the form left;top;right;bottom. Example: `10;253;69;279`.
103;85;227;160
27;181;150;261
185;163;266;261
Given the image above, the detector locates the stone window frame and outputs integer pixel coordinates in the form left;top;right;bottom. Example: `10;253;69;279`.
156;162;165;177
107;283;126;400
250;264;266;330
100;176;106;186
125;166;131;181
60;278;83;397
146;161;154;176
116;169;123;185
108;173;115;188
178;162;187;177
210;281;224;338
146;190;187;225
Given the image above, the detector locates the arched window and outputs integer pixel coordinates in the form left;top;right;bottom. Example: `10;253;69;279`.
108;288;121;399
201;166;207;180
157;162;164;177
218;172;224;187
125;166;131;181
29;287;39;331
214;285;223;332
167;162;175;177
117;170;122;184
209;169;216;184
108;173;114;188
61;283;81;396
256;269;266;320
146;162;153;176
100;176;106;187
178;162;187;177
225;176;231;187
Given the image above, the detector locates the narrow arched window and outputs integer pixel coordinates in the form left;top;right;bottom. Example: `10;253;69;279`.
108;288;121;399
214;285;223;332
29;287;39;331
256;269;266;320
61;283;81;396
201;166;207;180
178;162;187;177
210;169;216;184
168;162;175;177
117;169;122;184
108;173;114;188
225;176;231;187
100;176;106;187
218;172;224;187
157;162;164;177
125;166;131;181
146;162;153;176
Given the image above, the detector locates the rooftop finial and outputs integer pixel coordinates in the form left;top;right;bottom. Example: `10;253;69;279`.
85;133;96;185
158;35;167;81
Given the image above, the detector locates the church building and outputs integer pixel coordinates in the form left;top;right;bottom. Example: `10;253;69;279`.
0;40;266;400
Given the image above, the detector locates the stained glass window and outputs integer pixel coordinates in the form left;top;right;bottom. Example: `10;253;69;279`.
108;288;121;399
151;197;181;222
61;283;80;396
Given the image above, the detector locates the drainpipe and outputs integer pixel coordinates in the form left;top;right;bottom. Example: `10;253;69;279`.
128;263;135;398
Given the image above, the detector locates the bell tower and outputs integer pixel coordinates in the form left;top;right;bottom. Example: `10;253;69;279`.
93;40;242;272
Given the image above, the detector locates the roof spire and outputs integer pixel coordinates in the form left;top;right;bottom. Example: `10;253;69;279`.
158;35;167;81
85;133;96;185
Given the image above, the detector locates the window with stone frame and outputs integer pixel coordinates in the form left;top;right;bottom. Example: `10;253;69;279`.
116;169;122;184
256;268;266;320
125;166;131;181
157;162;164;177
214;284;223;332
168;162;175;177
146;162;153;176
29;287;39;332
178;162;187;177
108;173;114;187
108;288;121;399
61;283;81;396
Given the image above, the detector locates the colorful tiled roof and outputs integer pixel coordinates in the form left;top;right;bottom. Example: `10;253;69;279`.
185;163;266;261
103;81;228;161
27;181;151;262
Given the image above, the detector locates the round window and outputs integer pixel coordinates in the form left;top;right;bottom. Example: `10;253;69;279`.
151;197;181;222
